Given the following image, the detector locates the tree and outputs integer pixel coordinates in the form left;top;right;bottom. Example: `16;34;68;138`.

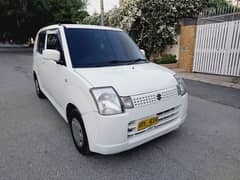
82;13;101;25
104;0;231;58
0;0;88;43
104;0;203;57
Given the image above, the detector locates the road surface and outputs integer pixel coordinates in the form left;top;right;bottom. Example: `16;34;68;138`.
0;50;239;180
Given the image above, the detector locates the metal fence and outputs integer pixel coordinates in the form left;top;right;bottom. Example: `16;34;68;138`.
199;0;240;17
193;19;240;77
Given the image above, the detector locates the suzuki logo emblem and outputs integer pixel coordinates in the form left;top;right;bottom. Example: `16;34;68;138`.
157;94;162;101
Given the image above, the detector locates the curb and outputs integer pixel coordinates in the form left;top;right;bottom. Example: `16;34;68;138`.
178;75;240;90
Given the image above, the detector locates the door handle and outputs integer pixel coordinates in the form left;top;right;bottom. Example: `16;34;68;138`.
64;78;68;83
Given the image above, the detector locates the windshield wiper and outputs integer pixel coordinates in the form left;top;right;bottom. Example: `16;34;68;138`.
126;58;148;65
94;59;148;66
108;60;127;64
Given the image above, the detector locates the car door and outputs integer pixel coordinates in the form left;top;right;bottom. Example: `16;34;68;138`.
44;29;68;110
35;31;48;91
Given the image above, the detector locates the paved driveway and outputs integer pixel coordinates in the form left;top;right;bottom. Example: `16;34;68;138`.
0;50;239;180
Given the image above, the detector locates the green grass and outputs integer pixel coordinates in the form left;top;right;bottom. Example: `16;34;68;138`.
153;54;177;64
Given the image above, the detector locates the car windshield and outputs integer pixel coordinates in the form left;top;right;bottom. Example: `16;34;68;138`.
64;28;147;68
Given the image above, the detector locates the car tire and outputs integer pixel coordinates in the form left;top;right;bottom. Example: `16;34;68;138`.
69;110;90;155
34;77;46;99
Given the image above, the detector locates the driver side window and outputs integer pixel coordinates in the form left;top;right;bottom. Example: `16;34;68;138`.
46;32;66;65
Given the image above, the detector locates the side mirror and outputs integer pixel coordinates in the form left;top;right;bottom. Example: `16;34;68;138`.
42;49;60;62
140;49;146;57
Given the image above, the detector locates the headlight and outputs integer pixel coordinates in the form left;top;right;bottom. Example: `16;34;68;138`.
90;87;123;115
174;75;187;96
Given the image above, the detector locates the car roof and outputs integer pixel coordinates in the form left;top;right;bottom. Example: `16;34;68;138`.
39;24;122;32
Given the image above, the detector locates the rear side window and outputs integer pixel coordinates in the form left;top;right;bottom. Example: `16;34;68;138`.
37;32;46;54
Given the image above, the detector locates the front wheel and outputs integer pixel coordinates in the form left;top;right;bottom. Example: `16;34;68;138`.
69;110;90;155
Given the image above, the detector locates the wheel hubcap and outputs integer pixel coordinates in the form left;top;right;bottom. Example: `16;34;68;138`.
71;118;84;147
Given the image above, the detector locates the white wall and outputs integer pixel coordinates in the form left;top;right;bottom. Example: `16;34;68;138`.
162;35;180;60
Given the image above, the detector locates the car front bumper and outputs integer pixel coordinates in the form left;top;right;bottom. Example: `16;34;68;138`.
82;94;188;155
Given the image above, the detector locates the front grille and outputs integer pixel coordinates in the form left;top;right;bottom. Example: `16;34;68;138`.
131;87;178;108
128;106;180;137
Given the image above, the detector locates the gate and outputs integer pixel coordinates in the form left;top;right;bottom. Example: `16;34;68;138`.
193;20;240;77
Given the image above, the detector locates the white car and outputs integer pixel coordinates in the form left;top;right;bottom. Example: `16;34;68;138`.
33;24;188;155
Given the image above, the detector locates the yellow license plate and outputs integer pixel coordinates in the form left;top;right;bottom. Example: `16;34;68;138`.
137;116;158;131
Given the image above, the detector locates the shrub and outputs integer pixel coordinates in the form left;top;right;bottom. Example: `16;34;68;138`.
154;54;177;64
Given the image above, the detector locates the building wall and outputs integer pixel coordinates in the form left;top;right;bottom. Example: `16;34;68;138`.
162;35;180;60
178;23;197;72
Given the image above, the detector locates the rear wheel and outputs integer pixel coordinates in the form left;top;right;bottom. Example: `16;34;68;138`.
69;110;90;155
34;77;45;99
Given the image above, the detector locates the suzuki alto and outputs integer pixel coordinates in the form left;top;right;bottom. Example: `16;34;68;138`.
33;24;188;155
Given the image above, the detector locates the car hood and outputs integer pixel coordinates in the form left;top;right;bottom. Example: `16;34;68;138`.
74;63;177;96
